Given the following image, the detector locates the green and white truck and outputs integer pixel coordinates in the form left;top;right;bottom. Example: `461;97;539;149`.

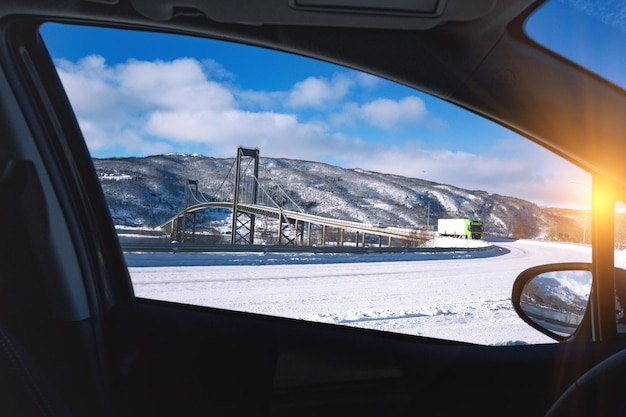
437;218;484;240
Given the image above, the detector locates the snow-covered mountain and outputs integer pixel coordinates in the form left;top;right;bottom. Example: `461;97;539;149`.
94;153;585;242
523;276;589;315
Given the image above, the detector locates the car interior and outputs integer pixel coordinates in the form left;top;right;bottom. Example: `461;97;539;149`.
2;0;626;416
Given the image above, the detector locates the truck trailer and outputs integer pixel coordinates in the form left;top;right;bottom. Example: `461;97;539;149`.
437;218;483;240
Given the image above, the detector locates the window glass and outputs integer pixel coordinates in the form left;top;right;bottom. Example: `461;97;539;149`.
526;0;626;90
528;0;626;337
41;23;592;345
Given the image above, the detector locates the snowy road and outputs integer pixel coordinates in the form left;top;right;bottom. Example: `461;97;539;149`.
128;239;592;346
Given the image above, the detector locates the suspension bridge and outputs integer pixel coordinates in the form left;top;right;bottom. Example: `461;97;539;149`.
159;147;431;248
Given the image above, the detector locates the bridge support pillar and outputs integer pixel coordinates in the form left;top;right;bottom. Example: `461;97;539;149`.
181;180;198;243
171;215;188;243
233;211;255;245
278;215;301;245
357;232;365;247
169;217;179;242
279;215;288;245
231;147;259;244
295;220;304;245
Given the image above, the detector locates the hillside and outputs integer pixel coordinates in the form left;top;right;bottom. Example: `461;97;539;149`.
94;153;589;244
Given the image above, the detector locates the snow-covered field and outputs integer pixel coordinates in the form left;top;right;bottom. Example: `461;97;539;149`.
126;238;603;346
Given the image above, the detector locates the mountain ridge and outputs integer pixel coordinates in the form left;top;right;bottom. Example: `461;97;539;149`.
94;153;587;243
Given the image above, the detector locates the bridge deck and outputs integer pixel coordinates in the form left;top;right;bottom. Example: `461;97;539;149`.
161;201;429;243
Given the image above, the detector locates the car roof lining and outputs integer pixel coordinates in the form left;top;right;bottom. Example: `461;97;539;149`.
126;0;496;29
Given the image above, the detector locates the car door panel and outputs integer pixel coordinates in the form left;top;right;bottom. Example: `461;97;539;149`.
106;299;626;417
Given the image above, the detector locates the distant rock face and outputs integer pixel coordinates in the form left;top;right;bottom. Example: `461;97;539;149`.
93;153;586;242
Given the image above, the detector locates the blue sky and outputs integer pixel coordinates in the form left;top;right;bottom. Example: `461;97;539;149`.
39;1;607;209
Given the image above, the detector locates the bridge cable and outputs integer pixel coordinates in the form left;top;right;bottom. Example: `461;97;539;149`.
259;165;304;212
208;158;237;202
249;172;302;239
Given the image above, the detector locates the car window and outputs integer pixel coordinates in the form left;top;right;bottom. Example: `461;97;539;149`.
40;22;593;346
526;0;626;90
527;0;626;336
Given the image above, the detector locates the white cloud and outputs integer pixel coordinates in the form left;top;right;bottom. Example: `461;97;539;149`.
146;109;322;144
329;138;590;208
57;56;363;160
360;97;427;130
56;56;124;121
234;89;284;109
117;58;235;111
286;74;353;108
77;118;173;155
355;72;382;89
200;58;235;80
330;96;430;131
55;55;588;208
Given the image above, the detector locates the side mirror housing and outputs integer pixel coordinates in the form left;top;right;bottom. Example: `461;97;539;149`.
512;263;626;341
512;263;593;342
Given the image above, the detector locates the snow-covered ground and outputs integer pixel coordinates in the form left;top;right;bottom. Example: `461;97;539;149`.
125;237;608;346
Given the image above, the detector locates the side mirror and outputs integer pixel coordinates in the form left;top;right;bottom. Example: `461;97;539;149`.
512;263;593;341
512;263;626;341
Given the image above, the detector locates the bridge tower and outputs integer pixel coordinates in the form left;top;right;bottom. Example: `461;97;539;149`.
231;147;260;244
182;179;198;242
172;179;198;242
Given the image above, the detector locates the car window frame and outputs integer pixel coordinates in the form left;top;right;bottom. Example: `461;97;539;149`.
15;12;615;340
